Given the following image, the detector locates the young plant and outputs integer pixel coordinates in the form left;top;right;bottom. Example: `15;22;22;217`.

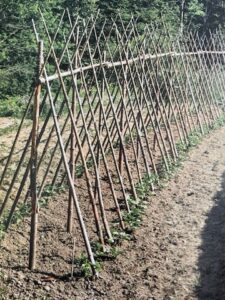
10;202;31;225
188;131;201;147
75;164;85;178
92;241;121;259
74;253;101;277
111;229;131;242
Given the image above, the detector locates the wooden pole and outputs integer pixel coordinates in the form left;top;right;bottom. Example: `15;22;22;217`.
180;0;185;36
67;26;79;234
29;40;44;270
119;45;128;176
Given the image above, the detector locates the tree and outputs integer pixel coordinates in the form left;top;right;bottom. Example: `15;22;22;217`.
0;0;225;104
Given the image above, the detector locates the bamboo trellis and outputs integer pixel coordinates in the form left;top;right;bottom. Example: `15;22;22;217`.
1;10;225;274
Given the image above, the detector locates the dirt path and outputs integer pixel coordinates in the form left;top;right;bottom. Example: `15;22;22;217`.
1;126;225;299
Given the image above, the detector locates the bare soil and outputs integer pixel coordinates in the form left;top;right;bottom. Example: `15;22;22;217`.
1;125;225;299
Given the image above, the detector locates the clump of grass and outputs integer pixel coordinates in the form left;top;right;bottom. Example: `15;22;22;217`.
112;140;120;149
122;180;151;230
0;202;31;242
39;183;67;206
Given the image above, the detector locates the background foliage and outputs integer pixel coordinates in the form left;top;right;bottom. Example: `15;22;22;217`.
0;0;225;113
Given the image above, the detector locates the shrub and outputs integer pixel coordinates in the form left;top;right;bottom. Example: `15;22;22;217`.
0;97;28;118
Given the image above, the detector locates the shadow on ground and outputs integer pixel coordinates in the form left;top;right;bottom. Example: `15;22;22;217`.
197;171;225;300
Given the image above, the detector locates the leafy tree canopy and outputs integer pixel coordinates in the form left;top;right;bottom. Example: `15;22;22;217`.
0;0;225;101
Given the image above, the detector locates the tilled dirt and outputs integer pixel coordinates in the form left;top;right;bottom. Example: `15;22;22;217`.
1;126;225;299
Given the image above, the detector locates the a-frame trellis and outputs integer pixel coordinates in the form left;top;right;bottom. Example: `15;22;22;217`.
1;9;225;275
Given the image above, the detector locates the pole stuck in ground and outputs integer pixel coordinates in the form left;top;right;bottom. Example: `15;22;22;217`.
29;40;44;270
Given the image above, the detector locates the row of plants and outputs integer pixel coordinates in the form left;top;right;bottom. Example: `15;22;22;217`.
73;113;225;277
1;113;225;278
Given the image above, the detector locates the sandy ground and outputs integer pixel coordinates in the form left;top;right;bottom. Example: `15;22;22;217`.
1;126;225;299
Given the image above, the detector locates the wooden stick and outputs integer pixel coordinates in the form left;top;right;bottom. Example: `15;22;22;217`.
67;26;79;234
29;40;44;270
40;50;225;84
40;14;106;245
44;70;97;273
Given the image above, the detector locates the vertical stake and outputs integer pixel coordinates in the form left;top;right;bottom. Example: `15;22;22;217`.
29;40;44;270
67;27;79;233
137;39;145;160
119;45;128;176
95;50;106;199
